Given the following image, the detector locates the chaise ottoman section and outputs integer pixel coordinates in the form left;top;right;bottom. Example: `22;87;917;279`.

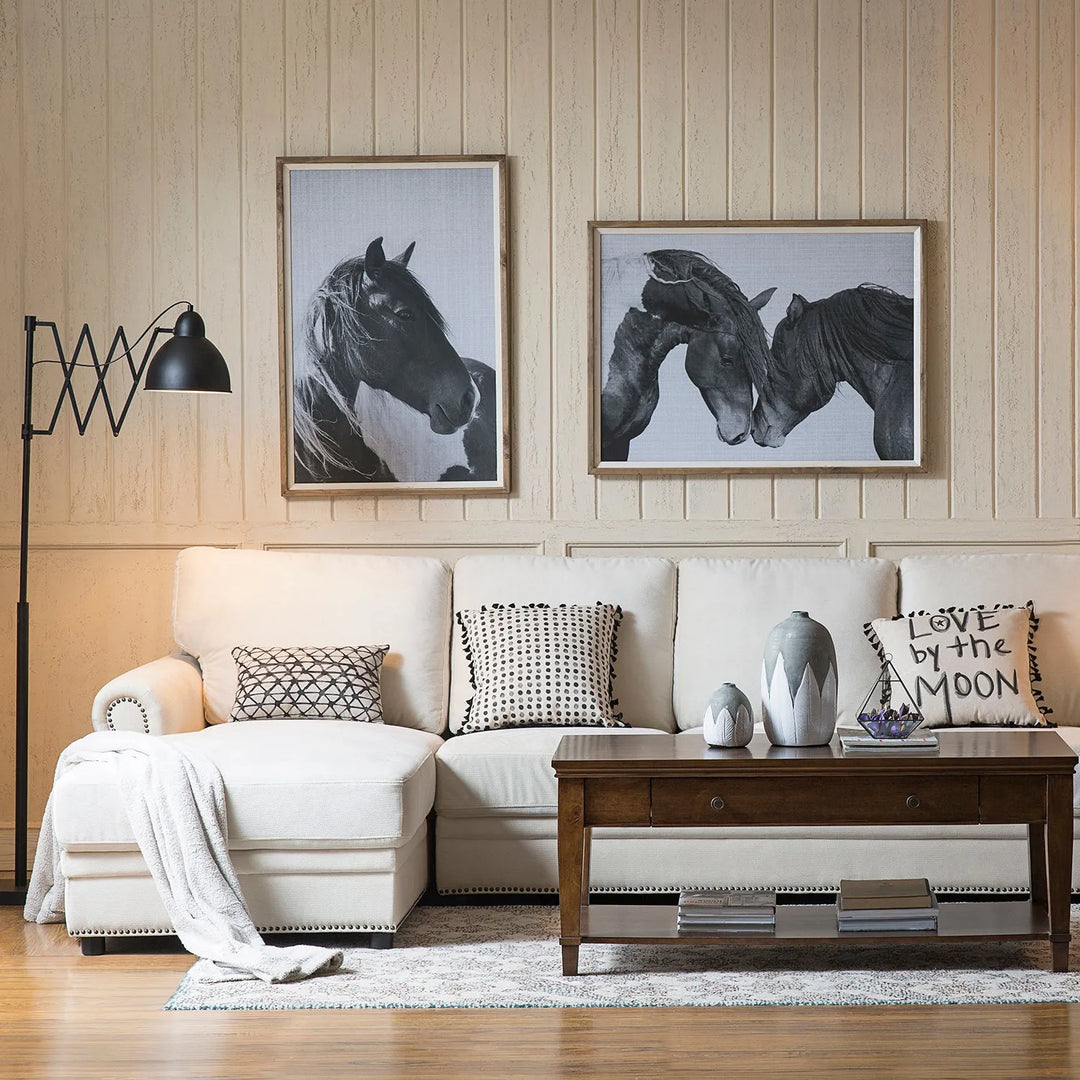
53;720;442;935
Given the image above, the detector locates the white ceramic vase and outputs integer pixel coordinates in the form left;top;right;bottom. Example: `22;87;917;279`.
702;683;754;747
761;610;838;746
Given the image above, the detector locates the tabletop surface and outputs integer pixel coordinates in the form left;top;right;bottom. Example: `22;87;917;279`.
551;728;1078;773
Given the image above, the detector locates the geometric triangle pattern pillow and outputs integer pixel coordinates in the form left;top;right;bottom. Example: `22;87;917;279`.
229;645;389;722
455;603;625;733
864;603;1051;729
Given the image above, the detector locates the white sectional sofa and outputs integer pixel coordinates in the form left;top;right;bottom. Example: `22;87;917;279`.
54;547;1080;950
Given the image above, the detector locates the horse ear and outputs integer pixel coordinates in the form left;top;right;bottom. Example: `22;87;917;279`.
787;294;807;320
748;287;776;311
363;237;386;284
394;241;416;267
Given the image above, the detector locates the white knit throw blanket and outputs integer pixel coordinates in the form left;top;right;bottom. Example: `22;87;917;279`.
24;731;343;984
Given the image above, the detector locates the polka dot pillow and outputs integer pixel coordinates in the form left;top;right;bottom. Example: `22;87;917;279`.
455;603;625;733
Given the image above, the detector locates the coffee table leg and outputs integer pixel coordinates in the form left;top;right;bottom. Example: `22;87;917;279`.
1046;774;1073;973
1028;822;1048;910
558;777;586;976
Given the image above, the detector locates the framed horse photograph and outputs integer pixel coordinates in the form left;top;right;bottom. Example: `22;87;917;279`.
589;220;925;474
278;156;509;495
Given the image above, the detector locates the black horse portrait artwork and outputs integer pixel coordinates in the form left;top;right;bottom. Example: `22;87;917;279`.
597;238;918;466
599;249;775;461
751;284;915;461
292;236;498;486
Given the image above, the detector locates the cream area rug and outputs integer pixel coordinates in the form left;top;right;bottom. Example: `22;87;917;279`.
165;904;1080;1010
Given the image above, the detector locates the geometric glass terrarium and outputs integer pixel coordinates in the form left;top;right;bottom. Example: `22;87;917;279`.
856;656;925;739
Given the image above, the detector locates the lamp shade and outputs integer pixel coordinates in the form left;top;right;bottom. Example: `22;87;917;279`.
144;308;231;393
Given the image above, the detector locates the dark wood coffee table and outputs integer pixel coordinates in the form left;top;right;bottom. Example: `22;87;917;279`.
552;729;1076;975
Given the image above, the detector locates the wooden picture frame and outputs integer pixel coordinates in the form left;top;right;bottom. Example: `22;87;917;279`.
589;220;925;473
278;156;510;496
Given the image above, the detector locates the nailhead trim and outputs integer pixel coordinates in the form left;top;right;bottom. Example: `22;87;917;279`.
438;883;1029;895
68;920;397;937
105;696;150;735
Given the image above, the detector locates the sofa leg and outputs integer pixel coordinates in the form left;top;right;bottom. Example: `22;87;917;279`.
80;936;107;956
369;932;394;950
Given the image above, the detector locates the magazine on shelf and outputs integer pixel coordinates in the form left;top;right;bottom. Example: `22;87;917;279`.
677;889;776;912
839;878;934;908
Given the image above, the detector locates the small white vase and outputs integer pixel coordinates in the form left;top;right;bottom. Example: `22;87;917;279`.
703;683;754;747
761;611;838;747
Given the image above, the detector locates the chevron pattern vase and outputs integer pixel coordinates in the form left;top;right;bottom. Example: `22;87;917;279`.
761;611;838;747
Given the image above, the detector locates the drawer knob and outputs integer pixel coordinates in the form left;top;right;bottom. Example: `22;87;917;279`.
710;796;725;811
906;795;921;809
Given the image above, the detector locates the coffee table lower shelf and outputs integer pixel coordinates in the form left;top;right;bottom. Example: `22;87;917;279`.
576;901;1050;945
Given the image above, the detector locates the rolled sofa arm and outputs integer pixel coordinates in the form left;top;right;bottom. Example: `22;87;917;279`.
91;652;206;736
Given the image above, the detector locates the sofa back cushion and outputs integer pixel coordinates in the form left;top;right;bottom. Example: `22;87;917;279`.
899;553;1080;727
173;547;451;733
449;555;677;733
673;557;899;731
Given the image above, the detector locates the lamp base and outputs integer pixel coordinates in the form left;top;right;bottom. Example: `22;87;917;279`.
0;878;28;906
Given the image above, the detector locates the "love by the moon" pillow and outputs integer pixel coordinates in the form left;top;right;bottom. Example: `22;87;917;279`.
864;603;1051;729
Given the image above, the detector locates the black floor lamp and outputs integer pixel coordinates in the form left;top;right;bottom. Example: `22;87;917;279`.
0;304;231;905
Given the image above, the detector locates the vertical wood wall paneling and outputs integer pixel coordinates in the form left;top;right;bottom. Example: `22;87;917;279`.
0;0;19;525
638;0;686;522
197;0;244;524
419;0;467;524
463;0;511;523
327;0;378;525
993;0;1038;520
815;0;862;521
240;0;287;524
771;0;818;522
1036;0;1075;518
949;0;995;520
371;0;422;522
108;0;156;523
905;0;952;521
0;0;20;829
860;0;907;522
24;0;69;526
152;0;200;525
683;0;730;521
64;0;111;527
506;0;553;522
551;0;596;524
594;0;642;521
727;0;773;521
284;0;333;524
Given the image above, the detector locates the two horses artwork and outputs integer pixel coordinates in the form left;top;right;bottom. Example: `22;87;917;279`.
600;249;916;465
293;236;497;486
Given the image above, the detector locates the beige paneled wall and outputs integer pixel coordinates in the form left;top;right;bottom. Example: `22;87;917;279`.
0;0;1078;830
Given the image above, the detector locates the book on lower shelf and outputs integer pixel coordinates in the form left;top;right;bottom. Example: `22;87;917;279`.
837;877;938;931
676;889;776;933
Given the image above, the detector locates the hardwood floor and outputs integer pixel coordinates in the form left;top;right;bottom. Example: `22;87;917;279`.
3;907;1080;1079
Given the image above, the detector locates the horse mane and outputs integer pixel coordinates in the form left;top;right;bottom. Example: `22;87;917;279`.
293;251;448;479
645;251;773;390
782;284;913;389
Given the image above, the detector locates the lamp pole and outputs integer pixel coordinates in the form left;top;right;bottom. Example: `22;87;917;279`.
0;308;229;905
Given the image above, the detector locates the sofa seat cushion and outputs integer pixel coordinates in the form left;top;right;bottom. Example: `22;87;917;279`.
53;720;442;851
435;726;658;816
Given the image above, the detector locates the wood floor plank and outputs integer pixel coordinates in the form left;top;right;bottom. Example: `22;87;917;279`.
3;908;1080;1078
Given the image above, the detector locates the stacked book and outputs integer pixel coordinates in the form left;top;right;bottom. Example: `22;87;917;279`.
836;877;939;932
840;732;939;754
676;889;776;934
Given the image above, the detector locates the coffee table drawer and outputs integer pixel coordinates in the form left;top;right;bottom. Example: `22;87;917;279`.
651;776;980;826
